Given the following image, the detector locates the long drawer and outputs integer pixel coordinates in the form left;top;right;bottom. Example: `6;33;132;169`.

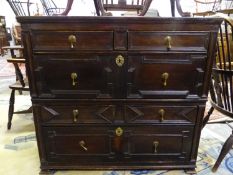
42;125;193;163
32;52;206;99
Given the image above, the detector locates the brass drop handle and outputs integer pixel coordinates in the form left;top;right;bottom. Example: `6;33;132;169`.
161;72;169;87
71;72;77;86
79;140;88;151
68;35;77;48
73;109;79;122
158;109;165;122
115;55;124;67
153;141;159;153
165;36;172;50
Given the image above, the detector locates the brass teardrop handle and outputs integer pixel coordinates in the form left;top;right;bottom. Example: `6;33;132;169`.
161;72;169;87
158;109;165;122
73;109;79;122
79;140;88;151
153;141;159;153
165;36;172;50
68;35;77;48
71;72;77;86
115;55;124;67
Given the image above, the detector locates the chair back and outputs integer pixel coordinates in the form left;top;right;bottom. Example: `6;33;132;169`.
40;0;65;16
194;0;222;13
6;0;32;16
95;0;152;16
210;13;233;117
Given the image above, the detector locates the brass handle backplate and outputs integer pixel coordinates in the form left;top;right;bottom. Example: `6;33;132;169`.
73;109;79;122
115;55;124;67
71;72;77;86
165;36;171;50
158;109;165;122
153;141;159;153
68;35;77;48
115;127;123;136
79;140;88;151
161;72;169;87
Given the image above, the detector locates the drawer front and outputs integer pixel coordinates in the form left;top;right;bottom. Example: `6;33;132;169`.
33;54;120;98
32;31;113;51
125;105;197;124
43;127;114;162
128;31;209;51
42;126;193;163
127;53;206;98
126;126;193;161
39;104;119;124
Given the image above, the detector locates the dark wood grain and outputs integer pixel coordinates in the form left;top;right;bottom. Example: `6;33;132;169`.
18;16;222;172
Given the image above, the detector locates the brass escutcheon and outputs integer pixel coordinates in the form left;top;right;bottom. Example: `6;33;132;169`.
115;55;124;67
115;127;123;136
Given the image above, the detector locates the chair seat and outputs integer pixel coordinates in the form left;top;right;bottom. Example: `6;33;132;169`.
9;79;29;91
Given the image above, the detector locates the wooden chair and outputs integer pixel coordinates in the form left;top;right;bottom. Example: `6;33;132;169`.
203;13;233;172
2;46;31;130
95;0;153;16
12;24;22;45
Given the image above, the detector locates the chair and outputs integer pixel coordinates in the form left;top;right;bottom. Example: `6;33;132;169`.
95;0;153;16
6;0;33;16
40;0;65;16
12;23;22;45
2;46;31;130
202;13;233;172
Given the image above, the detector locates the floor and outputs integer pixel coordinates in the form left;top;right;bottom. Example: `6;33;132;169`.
0;53;233;175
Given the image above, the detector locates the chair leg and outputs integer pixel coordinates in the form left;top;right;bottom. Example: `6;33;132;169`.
212;131;233;172
202;106;214;129
8;89;15;130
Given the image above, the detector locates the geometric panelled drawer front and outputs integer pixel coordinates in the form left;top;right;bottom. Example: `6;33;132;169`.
127;54;206;99
39;104;117;124
43;126;193;163
125;105;197;124
33;54;117;98
18;16;222;172
33;53;206;99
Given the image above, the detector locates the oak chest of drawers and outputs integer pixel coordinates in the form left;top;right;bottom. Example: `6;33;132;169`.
17;16;222;174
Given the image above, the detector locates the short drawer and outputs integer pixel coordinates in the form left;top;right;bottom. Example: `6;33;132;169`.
43;127;113;162
32;31;113;51
126;125;193;161
39;104;117;124
33;54;117;98
127;53;206;98
125;105;197;124
128;31;209;52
